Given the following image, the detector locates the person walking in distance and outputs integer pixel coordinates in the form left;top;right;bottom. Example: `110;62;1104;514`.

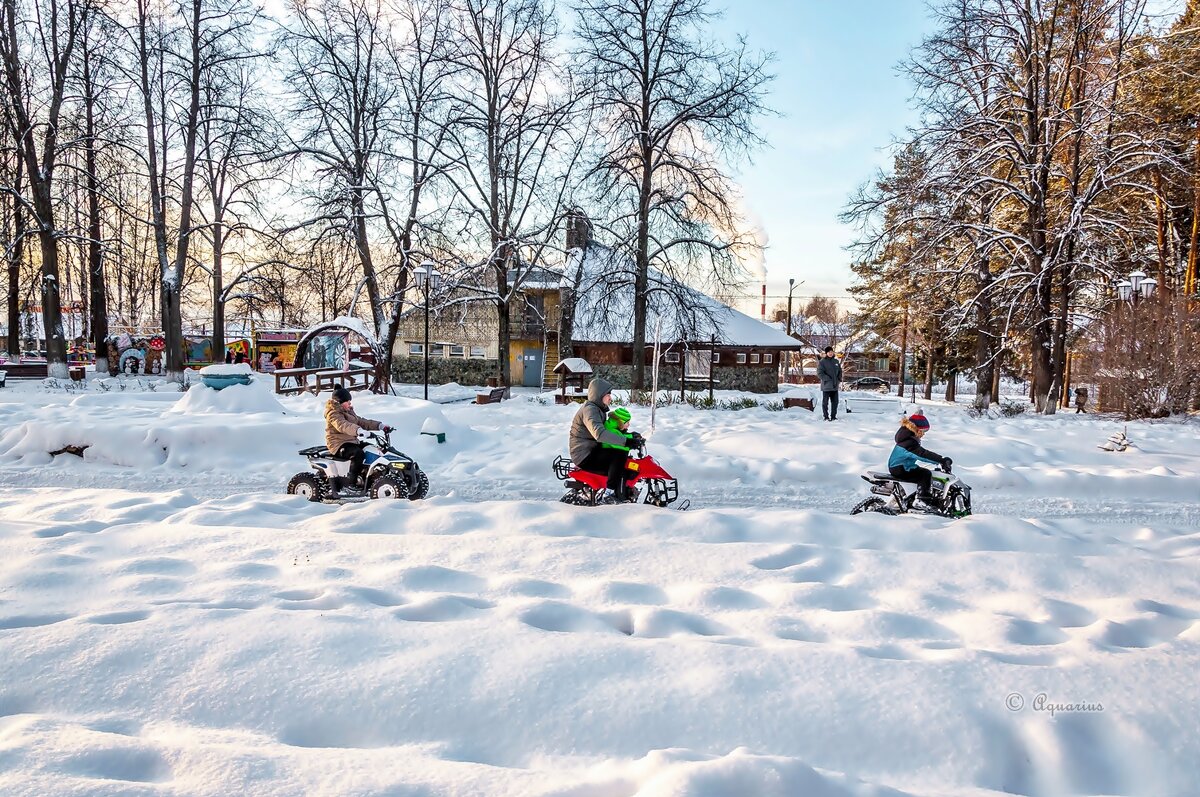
818;346;842;421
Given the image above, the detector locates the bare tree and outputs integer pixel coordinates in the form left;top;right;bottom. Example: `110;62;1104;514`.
0;0;92;377
576;0;773;388
438;0;583;387
2;129;26;354
193;0;275;362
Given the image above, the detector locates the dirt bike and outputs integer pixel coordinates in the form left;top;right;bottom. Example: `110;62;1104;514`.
287;430;429;502
552;440;686;509
851;463;972;518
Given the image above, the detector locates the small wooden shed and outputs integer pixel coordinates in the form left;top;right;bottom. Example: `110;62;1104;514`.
554;358;593;405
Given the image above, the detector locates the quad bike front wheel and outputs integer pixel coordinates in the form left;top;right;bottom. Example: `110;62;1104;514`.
408;470;430;501
370;474;410;500
288;472;327;502
850;497;896;516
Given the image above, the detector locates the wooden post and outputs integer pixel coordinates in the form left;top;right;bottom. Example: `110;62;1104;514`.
680;344;685;401
1061;352;1072;409
709;334;716;402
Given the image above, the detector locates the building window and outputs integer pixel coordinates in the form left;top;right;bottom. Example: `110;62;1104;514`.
470;346;487;359
429;345;444;358
664;351;680;363
737;353;747;364
712;352;720;363
408;342;423;356
750;353;760;364
449;345;465;358
764;353;773;364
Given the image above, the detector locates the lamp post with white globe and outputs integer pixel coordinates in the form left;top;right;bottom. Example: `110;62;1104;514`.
413;261;442;401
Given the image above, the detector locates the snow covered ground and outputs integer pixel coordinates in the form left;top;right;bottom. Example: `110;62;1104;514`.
0;376;1197;796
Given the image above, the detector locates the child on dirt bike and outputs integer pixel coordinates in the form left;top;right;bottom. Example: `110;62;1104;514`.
888;413;953;507
325;385;393;497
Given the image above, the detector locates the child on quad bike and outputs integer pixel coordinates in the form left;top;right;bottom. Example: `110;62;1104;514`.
888;413;953;508
325;385;393;497
569;378;644;503
603;406;636;452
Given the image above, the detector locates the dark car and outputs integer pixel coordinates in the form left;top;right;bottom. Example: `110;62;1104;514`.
848;376;891;392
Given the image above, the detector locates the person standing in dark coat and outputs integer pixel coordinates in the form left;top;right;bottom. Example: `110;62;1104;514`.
817;346;843;421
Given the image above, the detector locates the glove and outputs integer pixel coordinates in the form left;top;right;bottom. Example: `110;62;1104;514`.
382;425;394;434
628;432;646;449
941;457;952;472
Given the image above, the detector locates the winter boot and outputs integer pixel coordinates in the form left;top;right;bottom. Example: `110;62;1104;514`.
595;489;618;505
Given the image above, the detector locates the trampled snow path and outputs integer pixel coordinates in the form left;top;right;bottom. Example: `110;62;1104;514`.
1;382;1198;795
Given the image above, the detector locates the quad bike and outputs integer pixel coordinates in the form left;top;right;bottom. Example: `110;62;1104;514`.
287;430;429;502
552;441;687;509
851;463;972;518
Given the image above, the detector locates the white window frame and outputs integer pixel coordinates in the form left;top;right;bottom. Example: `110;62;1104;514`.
449;344;466;358
664;351;680;363
764;353;773;364
750;353;760;364
712;352;720;363
408;342;423;355
737;352;747;364
470;346;487;359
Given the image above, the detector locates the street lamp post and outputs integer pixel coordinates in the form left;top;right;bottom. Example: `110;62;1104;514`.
413;261;442;401
1111;267;1157;414
786;278;802;382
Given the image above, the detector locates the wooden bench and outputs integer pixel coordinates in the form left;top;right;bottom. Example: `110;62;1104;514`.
843;394;901;414
313;367;374;395
0;362;48;379
475;386;508;404
273;366;342;395
783;396;814;411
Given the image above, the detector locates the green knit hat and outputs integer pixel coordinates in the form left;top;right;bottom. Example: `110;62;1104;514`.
610;407;631;424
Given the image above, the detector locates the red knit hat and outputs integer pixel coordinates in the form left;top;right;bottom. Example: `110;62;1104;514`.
909;413;930;430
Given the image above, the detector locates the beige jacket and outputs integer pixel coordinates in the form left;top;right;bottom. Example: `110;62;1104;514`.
324;399;382;452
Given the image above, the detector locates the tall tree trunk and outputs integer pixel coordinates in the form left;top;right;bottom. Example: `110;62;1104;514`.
211;217;224;363
1188;134;1200;296
84;42;107;373
136;0;174;377
32;183;68;376
6;152;23;355
897;302;908;396
631;148;653;389
162;0;202;380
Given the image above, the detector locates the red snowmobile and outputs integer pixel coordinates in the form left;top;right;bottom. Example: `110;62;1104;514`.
552;440;685;508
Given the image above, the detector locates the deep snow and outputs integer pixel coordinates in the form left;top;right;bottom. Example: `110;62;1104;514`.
0;376;1197;796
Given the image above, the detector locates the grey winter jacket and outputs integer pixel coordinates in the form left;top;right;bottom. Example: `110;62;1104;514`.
817;355;842;392
569;377;627;464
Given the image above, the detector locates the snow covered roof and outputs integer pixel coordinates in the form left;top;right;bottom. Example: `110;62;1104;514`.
566;245;802;349
554;357;593;374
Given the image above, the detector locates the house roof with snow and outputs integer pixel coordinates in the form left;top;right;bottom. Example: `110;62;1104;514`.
565;244;802;349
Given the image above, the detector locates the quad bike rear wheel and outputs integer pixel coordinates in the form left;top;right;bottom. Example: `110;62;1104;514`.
370;474;409;500
559;489;595;506
288;472;327;502
851;497;896;516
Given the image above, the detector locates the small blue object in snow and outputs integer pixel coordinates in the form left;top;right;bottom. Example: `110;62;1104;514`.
201;373;252;390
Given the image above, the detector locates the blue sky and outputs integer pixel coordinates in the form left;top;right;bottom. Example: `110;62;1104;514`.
713;0;935;314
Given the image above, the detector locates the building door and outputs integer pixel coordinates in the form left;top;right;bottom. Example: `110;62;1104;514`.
522;348;544;387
